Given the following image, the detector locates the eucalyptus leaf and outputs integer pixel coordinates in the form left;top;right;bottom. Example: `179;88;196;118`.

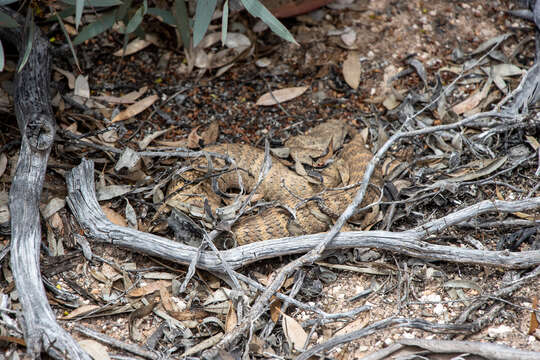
147;7;175;26
221;0;228;45
240;0;296;45
193;0;217;47
173;0;190;48
75;0;84;30
0;9;19;28
0;40;4;72
54;8;80;71
73;10;116;45
124;5;145;34
17;10;34;73
61;0;122;6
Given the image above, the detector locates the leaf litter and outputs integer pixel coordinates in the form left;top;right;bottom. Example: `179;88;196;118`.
1;1;540;359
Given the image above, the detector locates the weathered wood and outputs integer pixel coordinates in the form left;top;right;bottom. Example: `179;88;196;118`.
66;158;540;271
0;7;91;360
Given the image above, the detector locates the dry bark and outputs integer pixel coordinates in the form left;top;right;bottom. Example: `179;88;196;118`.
0;7;91;360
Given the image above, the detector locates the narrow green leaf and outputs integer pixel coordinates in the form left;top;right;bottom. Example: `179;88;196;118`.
72;10;116;45
193;0;217;47
0;0;19;5
147;7;175;27
116;0;132;21
57;6;76;19
75;0;84;30
18;10;34;73
60;0;122;6
53;7;80;71
0;10;19;28
124;6;144;34
173;0;190;49
221;0;228;45
240;0;297;45
0;40;4;72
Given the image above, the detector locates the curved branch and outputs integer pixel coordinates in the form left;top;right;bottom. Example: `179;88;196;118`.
0;7;91;360
66;159;540;271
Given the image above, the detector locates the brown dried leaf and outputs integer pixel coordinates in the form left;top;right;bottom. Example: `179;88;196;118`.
169;309;209;321
62;304;100;319
281;312;307;351
113;38;152;57
256;86;308;106
101;206;128;227
53;66;76;89
225;301;237;333
335;316;369;337
128;280;170;297
187;126;202;149
160;283;176;313
78;339;111;360
529;296;539;335
95;86;148;104
111;94;158;122
270;297;281;323
202;121;220;145
343;51;361;89
452;77;492;115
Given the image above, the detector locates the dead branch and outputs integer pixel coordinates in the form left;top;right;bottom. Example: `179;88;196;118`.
0;7;90;360
66;159;540;271
398;339;540;360
74;325;159;359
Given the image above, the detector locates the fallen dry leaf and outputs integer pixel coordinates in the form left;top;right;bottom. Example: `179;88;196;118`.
281;312;308;351
101;206;127;227
343;51;361;89
53;66;76;89
270;297;281;323
225;301;237;333
256;86;308;106
202;121;220;145
529;296;539;335
111;94;158;122
95;86;148;105
74;75;90;98
62;304;100;319
113;38;152;57
78;339;110;360
187;126;202;148
452;77;492;115
128;280;170;297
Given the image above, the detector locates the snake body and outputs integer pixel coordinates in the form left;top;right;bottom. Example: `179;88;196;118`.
166;132;382;245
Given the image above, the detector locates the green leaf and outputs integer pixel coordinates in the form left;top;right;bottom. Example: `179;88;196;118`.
18;10;34;73
0;10;19;28
193;0;217;47
60;0;122;6
147;7;175;27
75;0;84;30
124;5;144;34
0;0;19;6
221;0;228;45
173;0;190;49
239;0;297;45
72;10;116;45
57;6;76;19
116;0;132;21
54;7;80;71
0;40;4;72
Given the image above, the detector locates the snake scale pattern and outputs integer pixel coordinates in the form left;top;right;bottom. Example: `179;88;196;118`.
166;127;382;245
